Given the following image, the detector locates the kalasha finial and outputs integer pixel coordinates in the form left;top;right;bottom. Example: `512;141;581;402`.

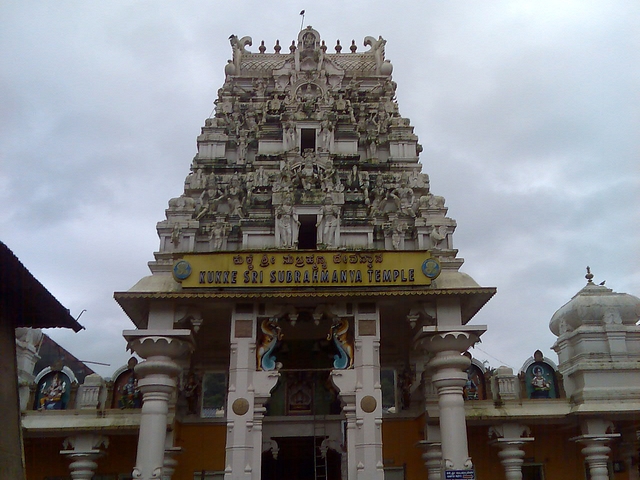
290;41;296;53
335;39;342;53
586;266;594;283
274;39;281;54
350;39;357;53
259;40;266;54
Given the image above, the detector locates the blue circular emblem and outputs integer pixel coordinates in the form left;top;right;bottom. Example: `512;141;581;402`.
173;260;192;281
421;258;441;279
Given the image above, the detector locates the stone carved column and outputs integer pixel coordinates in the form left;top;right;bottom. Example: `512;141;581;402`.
61;434;108;480
224;306;279;480
330;305;384;480
421;329;484;473
577;438;615;480
488;424;534;480
418;424;442;480
162;447;181;480
124;330;194;480
331;370;357;480
571;419;620;480
421;444;442;480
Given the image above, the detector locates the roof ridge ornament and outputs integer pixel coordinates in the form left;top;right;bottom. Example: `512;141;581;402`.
585;266;593;284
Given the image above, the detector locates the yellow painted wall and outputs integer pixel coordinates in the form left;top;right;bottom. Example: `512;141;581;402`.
172;423;227;480
24;420;632;479
382;416;425;480
24;434;137;479
380;419;628;480
469;423;602;480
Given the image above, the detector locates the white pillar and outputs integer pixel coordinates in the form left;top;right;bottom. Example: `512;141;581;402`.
331;304;383;480
418;425;442;480
421;444;442;480
163;433;182;480
354;305;384;480
488;424;533;480
61;434;108;480
224;305;279;480
579;439;613;480
124;330;194;480
571;419;620;480
331;371;357;480
421;329;483;472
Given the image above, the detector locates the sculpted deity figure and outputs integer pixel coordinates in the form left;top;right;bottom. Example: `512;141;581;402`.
530;366;551;399
185;167;206;190
268;95;282;113
298;150;318;190
273;161;294;193
236;130;248;164
182;373;201;415
39;373;67;410
171;223;182;247
283;122;298;151
334;93;347;113
430;225;448;249
366;132;378;160
388;222;407;250
392;178;416;217
209;222;231;250
196;177;222;220
253;78;266;98
409;170;429;191
320;166;344;194
168;194;196;212
255;166;269;188
318;119;332;152
276;197;300;248
369;175;387;214
316;196;340;247
224;174;245;217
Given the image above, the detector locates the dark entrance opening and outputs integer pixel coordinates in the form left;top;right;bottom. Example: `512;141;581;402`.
298;215;317;249
261;436;342;480
300;128;316;153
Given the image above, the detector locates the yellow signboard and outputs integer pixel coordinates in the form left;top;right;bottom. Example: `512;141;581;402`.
173;251;440;288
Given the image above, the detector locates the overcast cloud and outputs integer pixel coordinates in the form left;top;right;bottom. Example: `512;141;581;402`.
1;1;638;376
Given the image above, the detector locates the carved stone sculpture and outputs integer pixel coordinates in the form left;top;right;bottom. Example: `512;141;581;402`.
316;196;340;248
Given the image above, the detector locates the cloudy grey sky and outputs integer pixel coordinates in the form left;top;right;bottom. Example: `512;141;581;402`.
2;1;638;377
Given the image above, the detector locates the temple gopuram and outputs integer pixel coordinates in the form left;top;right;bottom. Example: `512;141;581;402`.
18;28;640;480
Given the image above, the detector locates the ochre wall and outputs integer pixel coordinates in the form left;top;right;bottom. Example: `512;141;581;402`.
469;423;622;480
24;434;137;479
380;420;628;480
172;423;227;480
382;416;425;480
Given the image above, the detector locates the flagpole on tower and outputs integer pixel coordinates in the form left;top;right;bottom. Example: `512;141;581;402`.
299;10;305;32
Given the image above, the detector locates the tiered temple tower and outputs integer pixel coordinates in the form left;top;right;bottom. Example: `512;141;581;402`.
115;27;494;480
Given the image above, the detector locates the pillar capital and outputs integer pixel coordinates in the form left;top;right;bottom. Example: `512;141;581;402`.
417;327;485;474
489;424;534;480
419;326;486;354
571;434;620;480
418;430;442;480
123;329;194;360
61;434;108;480
123;330;193;480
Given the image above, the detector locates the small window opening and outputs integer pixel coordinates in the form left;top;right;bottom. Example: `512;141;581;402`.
298;215;317;249
300;128;316;153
